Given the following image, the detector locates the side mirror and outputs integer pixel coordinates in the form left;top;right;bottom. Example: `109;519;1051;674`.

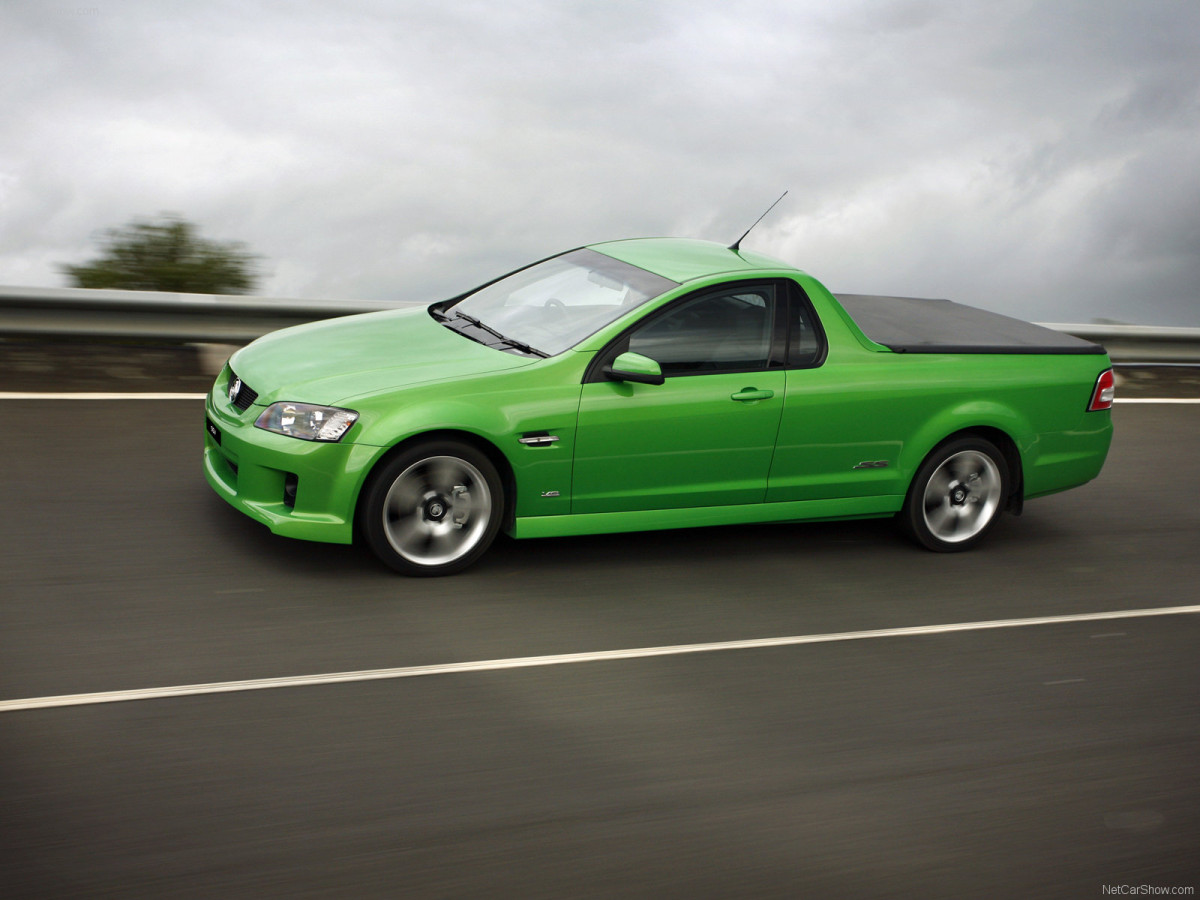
604;351;664;386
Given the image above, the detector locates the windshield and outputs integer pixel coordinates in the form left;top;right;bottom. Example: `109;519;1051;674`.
443;248;677;356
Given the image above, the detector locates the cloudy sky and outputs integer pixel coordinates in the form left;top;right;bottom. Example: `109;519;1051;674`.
3;0;1198;325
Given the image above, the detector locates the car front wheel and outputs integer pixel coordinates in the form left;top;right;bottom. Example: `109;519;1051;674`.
901;436;1009;552
361;441;503;576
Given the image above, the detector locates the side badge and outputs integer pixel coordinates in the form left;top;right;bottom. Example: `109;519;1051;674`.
541;491;561;498
853;460;889;470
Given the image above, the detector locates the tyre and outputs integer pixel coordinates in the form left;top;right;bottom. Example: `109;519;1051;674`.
901;436;1009;552
360;440;504;576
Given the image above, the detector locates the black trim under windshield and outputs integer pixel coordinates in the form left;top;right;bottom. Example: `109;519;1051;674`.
441;310;549;357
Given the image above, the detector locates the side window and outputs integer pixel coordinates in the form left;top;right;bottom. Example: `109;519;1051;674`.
788;282;825;368
627;286;777;376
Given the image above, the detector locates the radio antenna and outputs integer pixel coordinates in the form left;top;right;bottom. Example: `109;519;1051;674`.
729;190;788;252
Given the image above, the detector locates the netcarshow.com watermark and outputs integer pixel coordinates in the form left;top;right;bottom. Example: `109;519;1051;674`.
1102;887;1194;896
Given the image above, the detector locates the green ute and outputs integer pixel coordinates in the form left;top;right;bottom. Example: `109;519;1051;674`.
204;237;1113;575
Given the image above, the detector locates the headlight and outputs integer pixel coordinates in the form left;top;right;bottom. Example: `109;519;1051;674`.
254;403;359;442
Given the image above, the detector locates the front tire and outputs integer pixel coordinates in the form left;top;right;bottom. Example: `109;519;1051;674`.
901;436;1009;552
361;440;503;576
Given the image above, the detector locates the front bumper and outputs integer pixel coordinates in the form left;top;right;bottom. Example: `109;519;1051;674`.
203;380;378;544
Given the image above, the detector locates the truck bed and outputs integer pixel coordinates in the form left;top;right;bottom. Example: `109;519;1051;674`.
835;294;1106;355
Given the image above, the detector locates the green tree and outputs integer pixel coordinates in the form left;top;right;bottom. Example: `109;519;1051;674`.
62;214;262;294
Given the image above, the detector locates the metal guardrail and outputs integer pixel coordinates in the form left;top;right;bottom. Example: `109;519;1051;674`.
0;285;411;344
2;285;1198;364
1036;323;1200;365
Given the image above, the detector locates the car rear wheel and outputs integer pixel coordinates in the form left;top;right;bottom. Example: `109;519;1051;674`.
901;436;1009;552
361;441;503;576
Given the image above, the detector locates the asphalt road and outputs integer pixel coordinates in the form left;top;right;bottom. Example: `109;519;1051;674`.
2;399;1198;898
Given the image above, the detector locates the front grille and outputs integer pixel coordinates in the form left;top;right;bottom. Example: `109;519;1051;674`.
228;371;259;412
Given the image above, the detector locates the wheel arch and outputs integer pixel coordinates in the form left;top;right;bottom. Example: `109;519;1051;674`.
352;429;518;541
912;425;1024;515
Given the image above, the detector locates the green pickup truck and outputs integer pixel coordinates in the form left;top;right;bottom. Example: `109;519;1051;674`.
204;237;1114;575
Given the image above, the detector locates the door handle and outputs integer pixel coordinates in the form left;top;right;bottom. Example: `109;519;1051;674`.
730;388;774;402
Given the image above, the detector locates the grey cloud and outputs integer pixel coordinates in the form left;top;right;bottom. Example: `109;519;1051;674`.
0;0;1197;324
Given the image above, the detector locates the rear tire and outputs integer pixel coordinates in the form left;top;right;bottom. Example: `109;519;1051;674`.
361;440;503;576
901;436;1009;552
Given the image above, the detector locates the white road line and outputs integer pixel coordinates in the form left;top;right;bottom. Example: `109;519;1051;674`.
0;393;1198;403
1116;398;1200;404
3;604;1198;714
0;392;207;400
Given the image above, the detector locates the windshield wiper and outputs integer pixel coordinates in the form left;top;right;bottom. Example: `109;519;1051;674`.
496;336;548;358
450;311;504;339
449;311;547;357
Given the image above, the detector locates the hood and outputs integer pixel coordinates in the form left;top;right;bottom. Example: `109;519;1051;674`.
228;306;536;406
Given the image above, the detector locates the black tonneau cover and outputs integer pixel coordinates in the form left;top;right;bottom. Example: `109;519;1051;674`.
835;294;1106;355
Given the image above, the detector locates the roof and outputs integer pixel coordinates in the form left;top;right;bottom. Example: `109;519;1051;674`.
588;237;797;283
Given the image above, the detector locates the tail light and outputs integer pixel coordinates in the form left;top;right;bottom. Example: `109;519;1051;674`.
1088;369;1115;411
